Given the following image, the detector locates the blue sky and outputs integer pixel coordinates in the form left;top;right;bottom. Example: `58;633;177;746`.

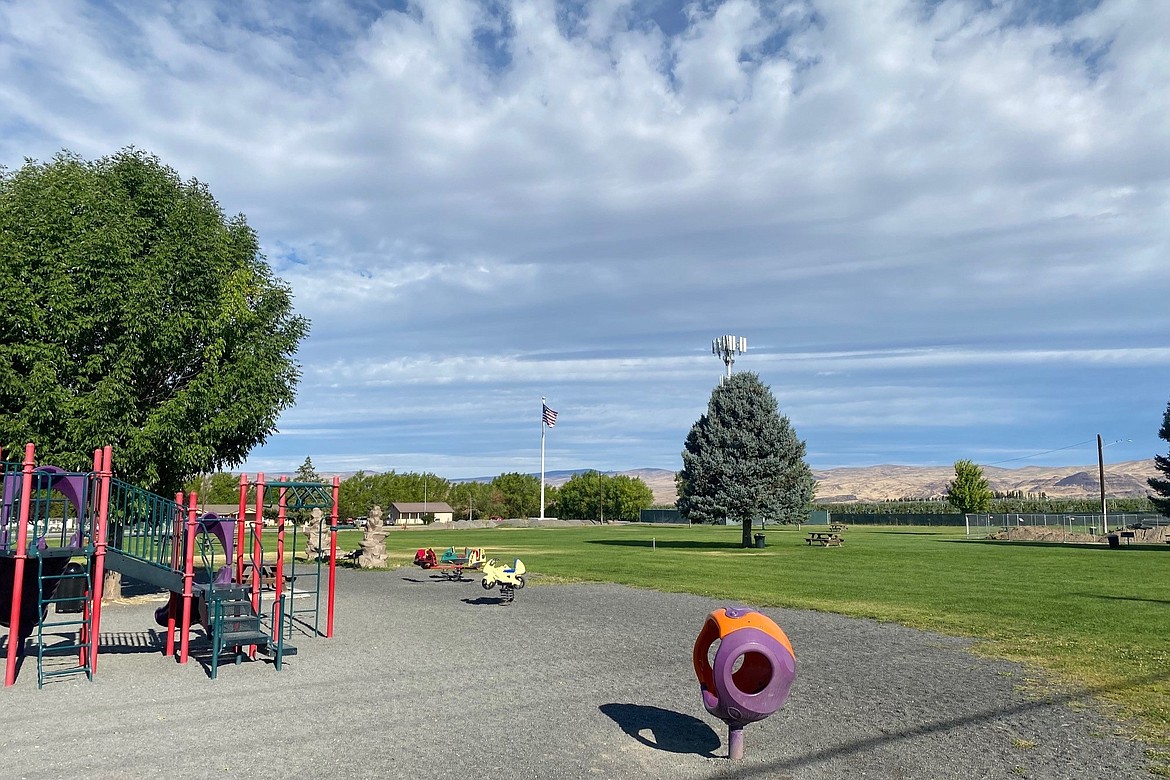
2;0;1167;478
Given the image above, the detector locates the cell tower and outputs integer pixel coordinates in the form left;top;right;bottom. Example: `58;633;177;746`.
712;334;746;381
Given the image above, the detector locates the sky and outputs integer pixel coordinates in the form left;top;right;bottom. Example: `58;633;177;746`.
1;0;1168;479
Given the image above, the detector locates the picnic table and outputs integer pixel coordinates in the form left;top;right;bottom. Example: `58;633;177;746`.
806;532;844;547
829;523;848;532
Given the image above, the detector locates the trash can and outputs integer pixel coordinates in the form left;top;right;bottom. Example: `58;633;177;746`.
754;534;766;549
1107;534;1120;549
53;562;87;613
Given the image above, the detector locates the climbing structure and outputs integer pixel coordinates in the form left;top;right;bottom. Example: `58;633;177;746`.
1;443;341;687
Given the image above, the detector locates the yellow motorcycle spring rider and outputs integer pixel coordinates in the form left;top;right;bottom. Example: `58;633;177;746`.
480;558;526;604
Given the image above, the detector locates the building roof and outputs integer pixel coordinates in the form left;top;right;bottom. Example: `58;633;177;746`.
200;504;244;517
390;502;454;514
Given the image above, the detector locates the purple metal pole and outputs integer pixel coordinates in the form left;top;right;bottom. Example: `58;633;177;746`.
728;726;745;760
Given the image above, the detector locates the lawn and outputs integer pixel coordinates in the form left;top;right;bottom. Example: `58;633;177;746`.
320;522;1170;742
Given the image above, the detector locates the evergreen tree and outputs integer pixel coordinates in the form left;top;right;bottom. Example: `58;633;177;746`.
678;371;816;547
946;459;993;513
294;456;322;483
1149;401;1170;517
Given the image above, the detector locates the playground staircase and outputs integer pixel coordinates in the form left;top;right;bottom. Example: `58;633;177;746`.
203;584;293;680
34;558;93;687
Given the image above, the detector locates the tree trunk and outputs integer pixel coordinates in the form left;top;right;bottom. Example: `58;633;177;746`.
742;518;752;548
103;570;122;603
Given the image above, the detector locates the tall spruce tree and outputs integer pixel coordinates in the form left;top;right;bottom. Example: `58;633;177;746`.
678;371;816;547
294;456;322;483
1149;401;1170;517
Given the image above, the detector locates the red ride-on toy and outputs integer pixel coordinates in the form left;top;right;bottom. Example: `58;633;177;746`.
413;547;485;581
413;548;439;568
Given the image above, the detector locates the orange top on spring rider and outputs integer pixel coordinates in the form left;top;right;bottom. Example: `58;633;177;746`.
693;606;796;760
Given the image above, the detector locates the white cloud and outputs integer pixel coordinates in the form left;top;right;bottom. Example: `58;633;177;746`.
1;0;1167;475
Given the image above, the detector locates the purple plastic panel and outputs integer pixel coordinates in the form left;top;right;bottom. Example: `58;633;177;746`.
702;626;796;727
33;467;89;516
198;513;235;563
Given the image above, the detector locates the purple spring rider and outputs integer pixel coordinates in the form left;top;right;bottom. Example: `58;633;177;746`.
692;605;796;760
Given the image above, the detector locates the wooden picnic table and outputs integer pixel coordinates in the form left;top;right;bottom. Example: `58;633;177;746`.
806;532;844;547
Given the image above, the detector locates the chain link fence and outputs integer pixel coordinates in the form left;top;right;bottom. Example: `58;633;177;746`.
963;512;1168;538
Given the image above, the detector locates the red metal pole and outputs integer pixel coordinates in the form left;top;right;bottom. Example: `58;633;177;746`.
179;492;197;664
327;475;339;638
166;492;183;659
87;445;112;676
79;447;100;669
236;474;248;584
251;474;265;615
274;478;288;633
4;443;35;687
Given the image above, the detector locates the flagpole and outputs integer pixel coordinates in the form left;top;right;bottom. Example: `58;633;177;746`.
540;396;546;520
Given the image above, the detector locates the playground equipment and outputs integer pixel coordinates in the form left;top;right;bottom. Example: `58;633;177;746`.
479;558;526;604
412;547;486;581
692;606;796;760
1;442;342;687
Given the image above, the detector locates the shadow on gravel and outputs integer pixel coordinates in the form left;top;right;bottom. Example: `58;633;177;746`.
461;596;510;606
599;703;720;756
587;540;743;551
95;630;165;655
717;670;1170;779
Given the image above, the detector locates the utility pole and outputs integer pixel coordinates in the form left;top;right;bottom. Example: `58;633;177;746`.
599;471;605;524
1098;434;1107;534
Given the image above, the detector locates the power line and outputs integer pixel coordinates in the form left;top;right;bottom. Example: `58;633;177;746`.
981;439;1096;467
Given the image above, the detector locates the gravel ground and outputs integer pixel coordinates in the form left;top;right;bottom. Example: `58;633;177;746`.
0;567;1154;779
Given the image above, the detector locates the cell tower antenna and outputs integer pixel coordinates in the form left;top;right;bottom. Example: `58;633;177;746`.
711;334;747;381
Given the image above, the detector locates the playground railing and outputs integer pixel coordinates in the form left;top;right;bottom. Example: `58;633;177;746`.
105;478;183;570
1;465;96;554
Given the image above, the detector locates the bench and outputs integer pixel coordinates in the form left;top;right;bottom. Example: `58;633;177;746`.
241;563;279;589
828;523;848;532
806;532;844;547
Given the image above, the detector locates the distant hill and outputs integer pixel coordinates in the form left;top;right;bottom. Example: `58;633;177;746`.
539;460;1161;506
312;459;1161;506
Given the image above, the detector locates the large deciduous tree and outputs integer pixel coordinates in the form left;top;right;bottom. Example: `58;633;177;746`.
1149;402;1170;517
678;371;816;547
556;471;653;521
490;472;541;519
184;471;243;504
946;459;993;514
0;149;307;495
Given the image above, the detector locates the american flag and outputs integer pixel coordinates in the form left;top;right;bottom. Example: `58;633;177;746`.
542;403;558;427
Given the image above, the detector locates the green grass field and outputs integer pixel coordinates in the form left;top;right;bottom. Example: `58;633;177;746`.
321;522;1170;743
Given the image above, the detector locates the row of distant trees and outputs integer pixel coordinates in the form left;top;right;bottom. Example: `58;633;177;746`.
820;496;1157;516
185;457;655;522
942;456;1169;516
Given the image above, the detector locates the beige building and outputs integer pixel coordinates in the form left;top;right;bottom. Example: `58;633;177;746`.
389;502;455;525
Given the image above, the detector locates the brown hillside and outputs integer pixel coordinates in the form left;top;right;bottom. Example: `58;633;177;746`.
597;460;1160;505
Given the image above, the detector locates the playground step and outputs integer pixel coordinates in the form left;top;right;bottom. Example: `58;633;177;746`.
255;642;297;658
220;628;271;646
